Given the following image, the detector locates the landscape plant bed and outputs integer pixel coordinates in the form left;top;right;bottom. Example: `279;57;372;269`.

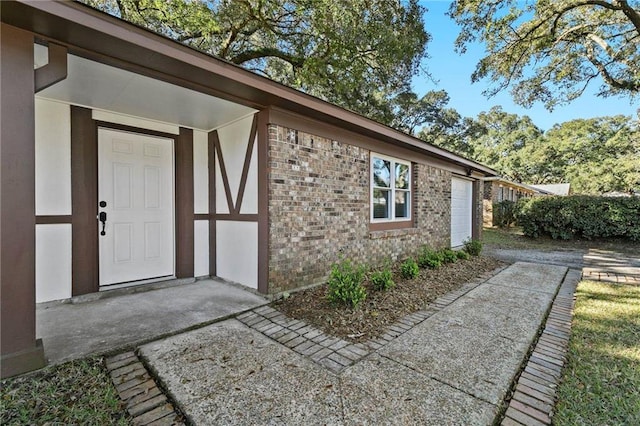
274;255;506;342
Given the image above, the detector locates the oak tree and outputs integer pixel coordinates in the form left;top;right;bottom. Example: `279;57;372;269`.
82;0;430;122
449;0;640;109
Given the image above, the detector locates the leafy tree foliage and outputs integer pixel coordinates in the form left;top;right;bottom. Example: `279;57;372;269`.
538;115;640;194
426;110;639;194
82;0;429;123
449;0;640;109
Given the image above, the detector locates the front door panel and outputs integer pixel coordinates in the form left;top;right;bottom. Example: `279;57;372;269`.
98;128;174;286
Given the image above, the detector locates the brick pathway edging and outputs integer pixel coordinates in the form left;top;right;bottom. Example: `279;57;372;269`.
105;352;185;426
238;265;508;373
500;269;581;426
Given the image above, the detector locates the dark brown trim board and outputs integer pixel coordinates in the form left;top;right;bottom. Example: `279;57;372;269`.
36;215;73;224
472;180;481;241
1;23;46;378
256;110;269;294
216;214;259;222
211;130;235;214
208;130;217;277
34;41;67;92
234;115;258;214
194;214;210;221
71;106;99;296
175;127;194;278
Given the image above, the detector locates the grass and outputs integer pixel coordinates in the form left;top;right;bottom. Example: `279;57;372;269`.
0;357;131;425
554;281;640;426
482;226;640;253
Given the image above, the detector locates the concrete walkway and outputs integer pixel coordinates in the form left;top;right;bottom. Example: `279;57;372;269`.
139;262;570;425
36;279;267;364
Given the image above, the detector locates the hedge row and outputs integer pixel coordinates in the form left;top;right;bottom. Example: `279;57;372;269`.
517;196;640;241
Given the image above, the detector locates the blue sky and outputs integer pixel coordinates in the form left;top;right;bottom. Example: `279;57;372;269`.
413;1;638;131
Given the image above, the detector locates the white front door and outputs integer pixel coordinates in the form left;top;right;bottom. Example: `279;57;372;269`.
98;128;174;287
451;177;473;248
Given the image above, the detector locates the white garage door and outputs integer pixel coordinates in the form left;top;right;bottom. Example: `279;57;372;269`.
451;177;473;248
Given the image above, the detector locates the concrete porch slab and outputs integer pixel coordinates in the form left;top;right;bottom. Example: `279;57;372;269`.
36;279;267;364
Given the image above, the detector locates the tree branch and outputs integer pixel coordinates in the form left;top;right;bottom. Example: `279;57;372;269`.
229;48;305;68
586;37;639;91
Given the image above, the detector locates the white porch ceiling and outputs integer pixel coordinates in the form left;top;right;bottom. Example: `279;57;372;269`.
35;44;257;131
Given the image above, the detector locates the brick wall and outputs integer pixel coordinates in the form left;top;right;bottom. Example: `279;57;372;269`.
267;125;454;293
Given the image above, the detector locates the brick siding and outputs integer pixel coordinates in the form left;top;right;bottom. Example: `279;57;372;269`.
267;125;456;293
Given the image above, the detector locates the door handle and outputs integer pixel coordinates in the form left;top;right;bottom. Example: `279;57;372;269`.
99;211;107;236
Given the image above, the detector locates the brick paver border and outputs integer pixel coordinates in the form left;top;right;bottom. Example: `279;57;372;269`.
500;269;581;426
105;352;184;426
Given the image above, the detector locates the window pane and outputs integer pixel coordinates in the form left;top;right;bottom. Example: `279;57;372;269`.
373;188;390;219
395;191;409;218
395;163;409;189
373;158;391;188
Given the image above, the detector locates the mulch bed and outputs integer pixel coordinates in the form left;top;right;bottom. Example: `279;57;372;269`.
274;255;507;342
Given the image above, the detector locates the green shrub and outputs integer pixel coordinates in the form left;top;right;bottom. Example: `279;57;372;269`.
492;200;519;228
400;258;419;279
456;250;470;260
518;196;640;241
463;238;482;256
417;247;443;269
440;248;458;264
371;266;394;291
326;259;367;308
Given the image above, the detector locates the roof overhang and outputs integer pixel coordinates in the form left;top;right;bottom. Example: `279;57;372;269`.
483;177;553;194
2;0;497;176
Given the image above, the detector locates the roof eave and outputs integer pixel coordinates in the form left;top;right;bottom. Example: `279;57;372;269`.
3;0;497;176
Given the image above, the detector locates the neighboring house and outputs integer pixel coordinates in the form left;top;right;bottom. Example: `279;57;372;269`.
482;178;550;226
529;183;572;196
0;1;497;377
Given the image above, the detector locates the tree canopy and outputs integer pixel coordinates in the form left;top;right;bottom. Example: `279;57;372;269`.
449;0;640;109
83;0;430;122
426;110;640;194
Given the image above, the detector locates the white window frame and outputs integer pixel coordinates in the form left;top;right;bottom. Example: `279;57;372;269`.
370;153;411;223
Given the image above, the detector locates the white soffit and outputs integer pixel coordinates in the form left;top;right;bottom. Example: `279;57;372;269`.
35;45;257;131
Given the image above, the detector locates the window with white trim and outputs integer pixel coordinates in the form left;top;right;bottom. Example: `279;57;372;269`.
371;154;411;221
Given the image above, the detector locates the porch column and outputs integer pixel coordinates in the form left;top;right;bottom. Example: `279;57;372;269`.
0;24;46;378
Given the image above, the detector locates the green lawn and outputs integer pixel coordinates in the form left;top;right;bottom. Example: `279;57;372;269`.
554;281;640;425
482;226;640;253
0;357;131;425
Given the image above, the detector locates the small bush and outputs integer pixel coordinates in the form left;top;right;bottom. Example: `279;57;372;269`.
492;200;519;228
518;196;640;241
417;247;443;269
463;238;482;256
327;259;367;308
400;258;419;279
456;250;471;260
371;266;394;291
440;248;458;264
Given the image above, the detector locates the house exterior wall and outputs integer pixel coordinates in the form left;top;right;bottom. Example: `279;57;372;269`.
33;99;263;301
35;98;73;301
193;130;209;277
213;115;259;289
267;125;453;294
483;180;538;226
